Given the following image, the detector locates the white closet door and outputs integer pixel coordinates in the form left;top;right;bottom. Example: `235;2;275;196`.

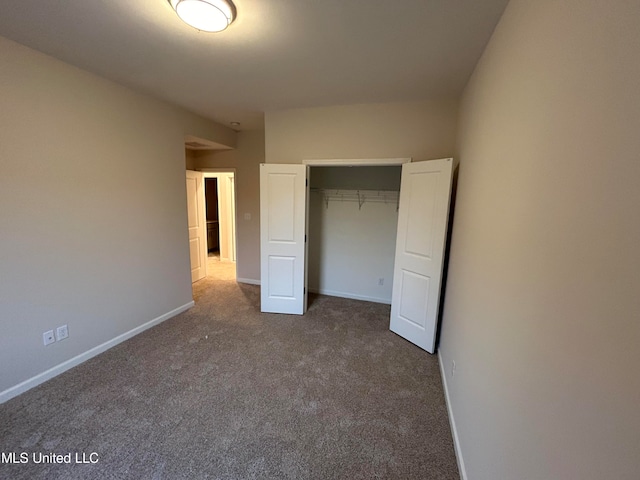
186;170;206;283
390;158;454;353
260;164;308;314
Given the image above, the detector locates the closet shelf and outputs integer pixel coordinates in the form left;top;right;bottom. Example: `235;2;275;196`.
310;188;400;210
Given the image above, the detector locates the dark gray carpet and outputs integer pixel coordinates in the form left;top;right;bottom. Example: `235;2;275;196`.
0;262;459;479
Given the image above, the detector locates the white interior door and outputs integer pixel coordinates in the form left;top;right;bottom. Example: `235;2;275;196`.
260;163;308;314
216;173;231;262
227;175;237;262
186;170;206;283
390;158;454;353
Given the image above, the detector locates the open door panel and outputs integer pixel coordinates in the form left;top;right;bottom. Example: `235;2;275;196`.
260;164;308;314
389;158;454;353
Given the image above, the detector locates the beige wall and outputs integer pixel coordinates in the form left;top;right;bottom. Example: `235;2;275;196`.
194;130;265;282
0;36;236;400
265;100;458;163
185;149;198;170
439;1;640;478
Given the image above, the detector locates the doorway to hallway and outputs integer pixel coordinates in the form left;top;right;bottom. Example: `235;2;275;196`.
186;169;237;286
203;171;237;281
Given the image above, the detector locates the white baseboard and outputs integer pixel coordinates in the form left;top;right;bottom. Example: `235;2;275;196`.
0;301;194;404
237;277;260;285
309;288;391;305
438;351;468;480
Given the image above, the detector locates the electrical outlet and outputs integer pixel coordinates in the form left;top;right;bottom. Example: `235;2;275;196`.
43;330;55;346
451;360;456;378
56;324;69;341
244;213;251;220
378;277;384;286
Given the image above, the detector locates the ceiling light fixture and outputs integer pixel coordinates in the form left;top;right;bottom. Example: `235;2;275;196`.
169;0;236;33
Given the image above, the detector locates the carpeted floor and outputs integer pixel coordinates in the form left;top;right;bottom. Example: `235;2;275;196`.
0;260;459;479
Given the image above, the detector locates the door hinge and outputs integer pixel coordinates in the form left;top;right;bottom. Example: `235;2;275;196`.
305;234;307;242
304;287;306;294
306;179;308;187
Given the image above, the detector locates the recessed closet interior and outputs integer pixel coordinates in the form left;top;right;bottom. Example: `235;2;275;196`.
308;165;402;304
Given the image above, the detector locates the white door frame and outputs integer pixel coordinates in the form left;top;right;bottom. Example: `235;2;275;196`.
261;159;408;311
304;158;410;304
303;158;411;167
201;170;238;272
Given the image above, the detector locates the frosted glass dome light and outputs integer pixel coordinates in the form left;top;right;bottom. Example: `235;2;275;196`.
169;0;236;32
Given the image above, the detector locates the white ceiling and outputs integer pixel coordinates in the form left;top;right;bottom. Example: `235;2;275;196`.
0;0;509;131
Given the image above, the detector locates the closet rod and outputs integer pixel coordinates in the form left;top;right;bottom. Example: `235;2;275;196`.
310;188;400;211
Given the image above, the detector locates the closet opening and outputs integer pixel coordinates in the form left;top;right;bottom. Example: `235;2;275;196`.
308;165;402;306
